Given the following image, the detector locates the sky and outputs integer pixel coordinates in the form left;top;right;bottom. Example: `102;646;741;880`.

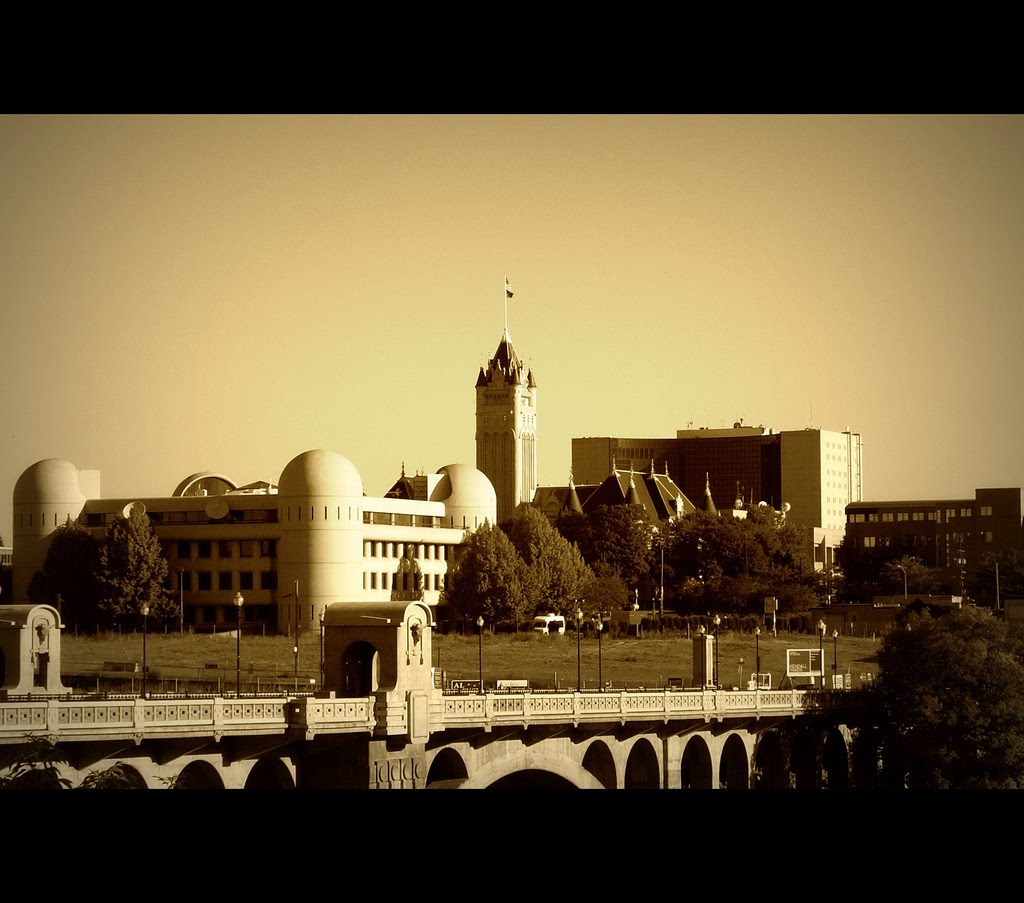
2;114;1022;544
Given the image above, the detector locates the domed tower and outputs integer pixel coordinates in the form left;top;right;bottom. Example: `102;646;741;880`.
277;450;364;634
429;463;497;530
475;327;537;524
12;460;91;602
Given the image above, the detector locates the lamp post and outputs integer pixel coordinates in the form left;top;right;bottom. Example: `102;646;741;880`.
713;614;721;689
234;592;244;697
817;618;826;689
754;626;761;690
576;607;583;692
595;615;604;691
141;603;149;699
896;563;908;600
293;579;300;692
832;628;839;690
476;614;484;694
178;569;184;635
319;611;325;692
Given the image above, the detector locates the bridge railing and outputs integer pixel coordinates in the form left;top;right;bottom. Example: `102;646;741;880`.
439;686;857;728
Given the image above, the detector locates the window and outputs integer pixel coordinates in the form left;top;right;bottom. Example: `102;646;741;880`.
240;541;253;558
851;514;865;523
912;512;924;521
218;572;233;591
219;541;232;558
867;514;878;522
197;572;212;591
261;571;277;590
864;537;876;547
980;506;993;516
946;508;956;521
261;539;276;557
882;513;894;523
961;508;972;517
897;513;909;522
984;532;994;543
239;572;254;591
177;541;191;559
197;541;211;558
179;571;191;591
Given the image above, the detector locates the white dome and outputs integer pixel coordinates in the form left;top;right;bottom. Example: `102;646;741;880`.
13;459;85;505
278;449;363;498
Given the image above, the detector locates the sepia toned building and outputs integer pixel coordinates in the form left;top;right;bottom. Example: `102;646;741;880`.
475;328;537;524
843;487;1024;584
572;423;864;571
11;451;496;634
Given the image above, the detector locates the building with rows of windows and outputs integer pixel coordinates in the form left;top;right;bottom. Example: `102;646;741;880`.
571;423;864;571
843;488;1023;585
11;451;496;634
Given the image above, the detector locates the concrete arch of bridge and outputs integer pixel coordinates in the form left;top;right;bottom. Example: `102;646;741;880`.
450;742;605;790
753;731;789;789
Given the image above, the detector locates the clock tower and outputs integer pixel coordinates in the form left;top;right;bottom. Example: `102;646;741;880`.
475;327;537;524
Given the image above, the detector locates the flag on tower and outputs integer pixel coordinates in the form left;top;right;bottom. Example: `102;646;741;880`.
505;276;514;299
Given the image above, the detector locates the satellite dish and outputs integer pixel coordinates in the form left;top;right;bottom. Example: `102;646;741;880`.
122;501;146;518
205;497;230;519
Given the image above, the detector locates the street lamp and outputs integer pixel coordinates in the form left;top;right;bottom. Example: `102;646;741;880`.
817;618;826;689
576;607;583;692
713;615;721;689
319;611;325;691
234;592;244;697
141;603;149;699
476;614;484;694
896;563;908;600
594;615;604;691
754;626;761;690
832;628;839;689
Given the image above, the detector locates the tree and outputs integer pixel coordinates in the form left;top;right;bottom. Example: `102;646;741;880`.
579;562;628;616
967;548;1024;608
504;504;592;614
661;508;816;614
875;606;1024;788
25;519;101;629
442;522;530;627
880;555;942;598
97;508;174;623
556;504;653;589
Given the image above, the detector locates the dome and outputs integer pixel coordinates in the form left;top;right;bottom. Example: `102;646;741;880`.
172;472;238;497
430;464;496;510
278;449;363;498
13;459;86;505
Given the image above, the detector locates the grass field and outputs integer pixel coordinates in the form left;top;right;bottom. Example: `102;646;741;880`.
58;625;882;694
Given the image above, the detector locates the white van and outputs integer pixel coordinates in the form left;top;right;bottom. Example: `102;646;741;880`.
532;614;566;635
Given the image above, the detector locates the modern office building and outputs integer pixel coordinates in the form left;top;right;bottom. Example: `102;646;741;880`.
475;328;537;524
844;488;1024;587
572;424;864;569
11;452;496;634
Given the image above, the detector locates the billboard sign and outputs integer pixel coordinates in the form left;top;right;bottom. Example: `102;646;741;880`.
786;649;823;679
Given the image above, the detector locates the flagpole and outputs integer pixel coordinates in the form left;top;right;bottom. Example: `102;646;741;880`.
504;274;508;335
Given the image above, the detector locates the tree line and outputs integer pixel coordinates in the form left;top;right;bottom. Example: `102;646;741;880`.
441;502;823;626
22;509;175;631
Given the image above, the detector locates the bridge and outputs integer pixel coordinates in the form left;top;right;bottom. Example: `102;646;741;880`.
0;602;875;789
